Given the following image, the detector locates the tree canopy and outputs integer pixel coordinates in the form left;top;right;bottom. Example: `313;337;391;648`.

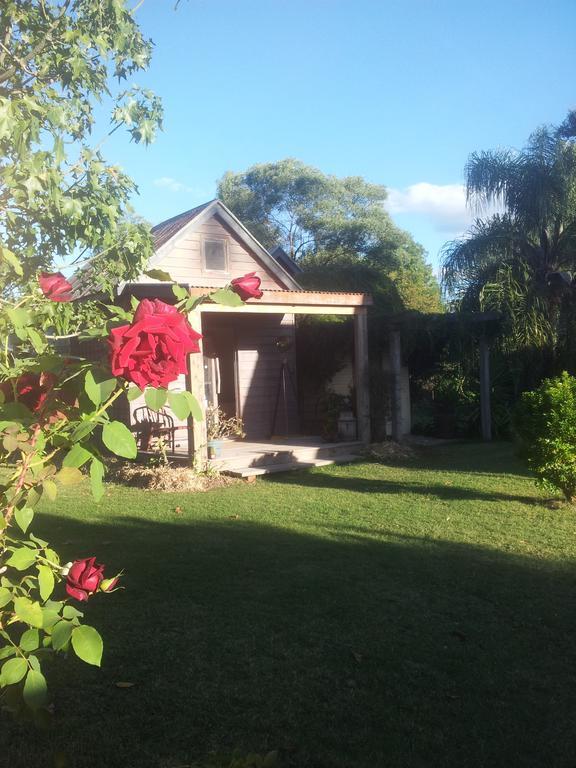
442;118;576;357
218;159;442;314
0;0;163;294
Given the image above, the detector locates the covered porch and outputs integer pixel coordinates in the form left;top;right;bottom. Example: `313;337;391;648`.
188;287;372;471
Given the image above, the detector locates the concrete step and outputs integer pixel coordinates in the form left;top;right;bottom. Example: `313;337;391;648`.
222;453;362;478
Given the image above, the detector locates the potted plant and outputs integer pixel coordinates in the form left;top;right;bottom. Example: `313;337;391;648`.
206;406;245;458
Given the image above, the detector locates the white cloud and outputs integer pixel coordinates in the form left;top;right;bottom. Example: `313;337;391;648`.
153;177;192;194
385;182;474;235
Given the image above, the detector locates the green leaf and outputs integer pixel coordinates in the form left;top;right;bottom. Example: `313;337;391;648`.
51;621;73;651
41;608;61;630
0;587;12;608
6;548;36;571
144;268;173;282
14;507;34;533
183;391;203;421
101;421;137;459
23;669;47;710
71;625;103;667
144;387;167;411
71;421;97;442
56;466;84;485
37;566;55;602
26;488;42;508
172;284;189;301
0;247;23;276
13;597;43;628
85;371;117;407
6;306;31;330
210;287;244;307
1;657;28;686
62;605;83;620
27;327;45;354
127;386;143;402
167;391;190;421
20;629;39;652
90;457;105;502
42;479;57;501
62;444;92;469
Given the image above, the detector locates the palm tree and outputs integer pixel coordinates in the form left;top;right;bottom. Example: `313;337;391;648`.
442;124;576;355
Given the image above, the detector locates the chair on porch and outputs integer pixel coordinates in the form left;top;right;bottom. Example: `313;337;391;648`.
132;407;176;453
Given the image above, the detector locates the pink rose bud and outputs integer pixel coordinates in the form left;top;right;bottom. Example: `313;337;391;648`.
65;557;105;602
38;272;74;302
230;272;264;301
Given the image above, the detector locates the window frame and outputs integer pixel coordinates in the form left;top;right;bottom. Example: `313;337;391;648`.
202;236;229;274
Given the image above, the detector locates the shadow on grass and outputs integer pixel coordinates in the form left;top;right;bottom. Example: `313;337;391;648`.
265;470;540;505
3;511;576;768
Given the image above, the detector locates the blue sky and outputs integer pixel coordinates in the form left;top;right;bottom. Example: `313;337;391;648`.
102;0;576;272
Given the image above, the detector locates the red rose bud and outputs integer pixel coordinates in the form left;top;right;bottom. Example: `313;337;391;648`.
38;272;74;302
65;557;105;602
230;272;263;301
0;372;57;413
109;298;202;389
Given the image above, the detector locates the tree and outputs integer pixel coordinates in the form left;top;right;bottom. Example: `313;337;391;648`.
0;0;163;292
218;159;442;314
442;121;576;357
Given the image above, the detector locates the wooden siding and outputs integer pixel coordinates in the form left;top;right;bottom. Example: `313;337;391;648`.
199;313;298;439
235;314;298;439
144;213;289;290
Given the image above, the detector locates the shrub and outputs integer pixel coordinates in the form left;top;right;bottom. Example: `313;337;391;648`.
514;371;576;501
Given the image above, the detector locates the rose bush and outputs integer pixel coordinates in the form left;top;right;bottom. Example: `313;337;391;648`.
0;265;256;721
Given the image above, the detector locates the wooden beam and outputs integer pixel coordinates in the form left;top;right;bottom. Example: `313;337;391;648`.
479;336;492;441
199;303;358;315
187;286;373;307
188;308;207;466
389;329;403;442
354;308;371;444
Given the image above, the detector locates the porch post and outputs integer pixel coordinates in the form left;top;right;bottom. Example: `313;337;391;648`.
389;328;403;442
479;335;492;442
354;307;371;444
188;308;207;466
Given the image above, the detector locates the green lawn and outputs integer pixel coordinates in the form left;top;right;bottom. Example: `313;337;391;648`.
4;442;576;768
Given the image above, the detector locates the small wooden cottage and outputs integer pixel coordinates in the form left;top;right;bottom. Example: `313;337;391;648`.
113;199;381;475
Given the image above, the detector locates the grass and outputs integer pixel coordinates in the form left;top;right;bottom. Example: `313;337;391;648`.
3;441;576;768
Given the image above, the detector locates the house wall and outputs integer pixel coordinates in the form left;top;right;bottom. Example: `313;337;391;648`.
141;213;289;290
233;313;298;439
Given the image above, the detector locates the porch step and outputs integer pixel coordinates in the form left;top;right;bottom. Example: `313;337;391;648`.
209;440;363;472
222;453;362;478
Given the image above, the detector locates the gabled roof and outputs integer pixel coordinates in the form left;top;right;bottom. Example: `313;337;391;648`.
147;199;302;291
151;200;213;250
270;245;302;277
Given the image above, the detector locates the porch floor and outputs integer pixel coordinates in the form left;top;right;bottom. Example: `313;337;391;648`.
208;436;364;477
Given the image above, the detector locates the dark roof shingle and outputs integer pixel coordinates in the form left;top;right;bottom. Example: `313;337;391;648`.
151;200;214;250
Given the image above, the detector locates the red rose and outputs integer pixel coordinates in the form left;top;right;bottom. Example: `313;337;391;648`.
230;272;263;300
0;372;57;413
38;272;74;302
109;298;202;389
65;557;105;602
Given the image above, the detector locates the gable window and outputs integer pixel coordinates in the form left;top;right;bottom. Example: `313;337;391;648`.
203;238;227;272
